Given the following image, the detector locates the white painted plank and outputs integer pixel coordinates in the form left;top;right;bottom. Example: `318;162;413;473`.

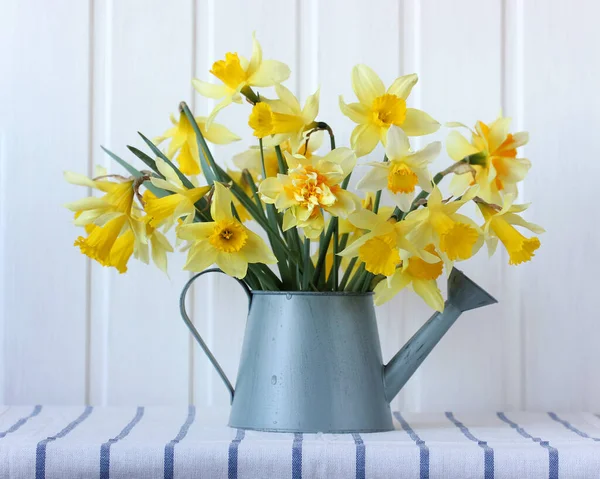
403;0;512;412
520;0;600;411
0;0;90;404
89;0;195;406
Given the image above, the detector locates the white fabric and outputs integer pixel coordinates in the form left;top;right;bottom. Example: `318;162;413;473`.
1;406;600;478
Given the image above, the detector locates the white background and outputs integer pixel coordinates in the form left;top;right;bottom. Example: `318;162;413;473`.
0;0;598;412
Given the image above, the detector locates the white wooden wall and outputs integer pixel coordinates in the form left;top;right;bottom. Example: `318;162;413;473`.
1;0;599;412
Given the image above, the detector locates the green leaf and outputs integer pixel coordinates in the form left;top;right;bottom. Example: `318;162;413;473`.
126;145;161;177
180;103;218;185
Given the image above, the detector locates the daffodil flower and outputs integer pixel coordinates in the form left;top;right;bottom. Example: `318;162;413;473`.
177;182;277;278
374;245;445;311
405;187;483;266
145;158;211;230
233;132;323;180
338;208;428;277
248;85;320;152
339;65;439;157
477;195;544;265
446;116;530;204
192;34;291;126
155;111;240;176
357;125;441;211
259;148;359;238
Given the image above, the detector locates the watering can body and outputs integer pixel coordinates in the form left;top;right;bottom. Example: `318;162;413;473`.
180;268;496;433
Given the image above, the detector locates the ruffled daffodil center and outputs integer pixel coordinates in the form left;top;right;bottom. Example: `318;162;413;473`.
358;232;400;276
405;245;443;280
370;94;406;127
210;52;247;89
430;212;479;260
387;162;418;194
209;219;248;253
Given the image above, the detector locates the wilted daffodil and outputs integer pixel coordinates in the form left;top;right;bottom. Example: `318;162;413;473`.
405;187;483;264
248;85;320;152
177;182;277;278
446;116;530;204
477;195;544;265
193;34;291;126
357;125;441;211
373;245;444;311
338;209;426;277
233;133;323;180
259;148;359;238
339;65;439;157
144;158;211;230
155;111;240;176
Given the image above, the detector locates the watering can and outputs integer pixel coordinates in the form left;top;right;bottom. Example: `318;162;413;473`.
180;267;496;433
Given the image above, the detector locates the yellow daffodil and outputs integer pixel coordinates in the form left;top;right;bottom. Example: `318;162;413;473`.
339;65;439;157
446;116;530;203
338;208;428;277
374;244;445;311
477;195;544;265
177;182;277;278
259;148;359;238
405;187;483;265
357;125;440;211
145;158;211;229
233;133;323;180
192;34;291;126
155;111;240;176
248;85;320;152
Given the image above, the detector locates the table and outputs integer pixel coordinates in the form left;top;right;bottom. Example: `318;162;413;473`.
1;406;599;478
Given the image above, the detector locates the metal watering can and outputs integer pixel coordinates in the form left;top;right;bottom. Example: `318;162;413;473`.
180;267;496;433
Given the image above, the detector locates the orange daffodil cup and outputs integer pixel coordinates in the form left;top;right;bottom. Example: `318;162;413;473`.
65;34;543;311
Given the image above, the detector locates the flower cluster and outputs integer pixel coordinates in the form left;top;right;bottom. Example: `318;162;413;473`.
66;34;543;310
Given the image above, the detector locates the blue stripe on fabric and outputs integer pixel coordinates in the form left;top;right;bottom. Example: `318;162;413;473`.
100;406;144;479
35;406;94;479
548;412;600;441
445;412;494;479
394;412;429;479
164;405;196;479
227;428;245;479
292;432;303;479
351;433;366;479
497;412;558;479
0;405;42;439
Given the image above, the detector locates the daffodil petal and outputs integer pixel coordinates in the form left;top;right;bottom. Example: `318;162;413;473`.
351;124;380;157
302;88;320;123
216;251;248;279
339;96;369;124
241;229;277;264
402;108;440;136
356;165;388;192
385;125;411;159
249;60;291;87
211;182;234;221
183;241;218;272
351;64;385;105
275;84;301;113
192;79;229;99
412;279;444;312
386;73;418;100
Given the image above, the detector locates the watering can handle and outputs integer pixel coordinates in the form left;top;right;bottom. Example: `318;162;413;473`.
179;268;252;403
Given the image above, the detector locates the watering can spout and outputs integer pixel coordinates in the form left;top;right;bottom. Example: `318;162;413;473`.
383;268;497;402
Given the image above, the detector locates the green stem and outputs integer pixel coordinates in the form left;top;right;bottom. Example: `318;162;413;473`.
312;217;337;285
332;226;339;291
347;263;366;292
339;257;358;290
302;237;311;291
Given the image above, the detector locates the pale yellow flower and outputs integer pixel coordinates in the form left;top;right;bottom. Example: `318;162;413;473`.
248;85;320;152
340;65;439;157
477;195;544;265
146;158;211;230
155;111;240;176
374;244;445;311
405;187;483;267
193;34;291;126
357;125;440;211
177;182;277;278
259;148;359;238
447;116;530;204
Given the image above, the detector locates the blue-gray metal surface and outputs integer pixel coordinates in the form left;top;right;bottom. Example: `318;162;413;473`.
180;268;497;433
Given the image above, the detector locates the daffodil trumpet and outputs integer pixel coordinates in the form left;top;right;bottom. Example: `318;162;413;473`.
65;35;542;309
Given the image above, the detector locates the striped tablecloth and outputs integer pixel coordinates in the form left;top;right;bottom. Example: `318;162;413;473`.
1;406;600;478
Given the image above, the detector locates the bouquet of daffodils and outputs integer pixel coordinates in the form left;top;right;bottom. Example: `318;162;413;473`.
65;35;543;311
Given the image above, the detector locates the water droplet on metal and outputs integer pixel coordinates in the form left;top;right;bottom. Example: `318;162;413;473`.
285;293;292;300
271;375;277;385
